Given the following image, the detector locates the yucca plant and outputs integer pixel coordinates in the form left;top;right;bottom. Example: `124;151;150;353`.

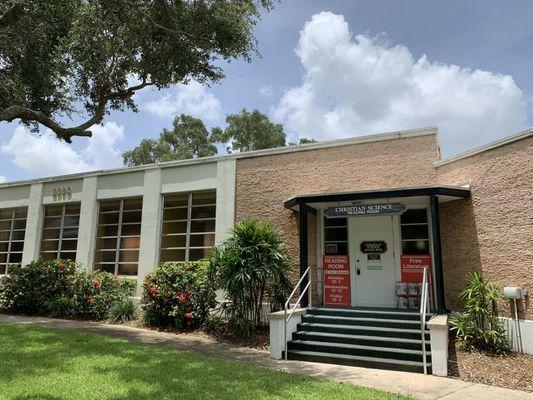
209;218;292;337
451;272;509;353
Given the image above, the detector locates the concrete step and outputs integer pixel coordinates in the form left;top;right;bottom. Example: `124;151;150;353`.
291;331;431;351
297;322;430;340
286;349;431;374
287;340;431;363
308;307;431;321
301;314;426;329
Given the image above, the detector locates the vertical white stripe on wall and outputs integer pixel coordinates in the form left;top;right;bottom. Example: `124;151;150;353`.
21;182;44;264
215;158;236;245
137;168;162;292
76;176;98;269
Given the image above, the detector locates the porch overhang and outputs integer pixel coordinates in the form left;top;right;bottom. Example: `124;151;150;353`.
283;184;470;211
285;185;470;314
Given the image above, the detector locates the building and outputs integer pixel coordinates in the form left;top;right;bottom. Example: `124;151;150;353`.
0;126;531;367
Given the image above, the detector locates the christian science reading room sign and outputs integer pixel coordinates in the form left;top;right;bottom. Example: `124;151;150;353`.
325;203;406;217
323;255;351;307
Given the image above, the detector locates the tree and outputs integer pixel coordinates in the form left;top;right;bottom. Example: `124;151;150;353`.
213;108;286;152
123;114;217;166
0;0;272;142
288;137;317;145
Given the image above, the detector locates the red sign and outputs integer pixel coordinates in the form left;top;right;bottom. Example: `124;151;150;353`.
323;255;351;307
401;255;432;283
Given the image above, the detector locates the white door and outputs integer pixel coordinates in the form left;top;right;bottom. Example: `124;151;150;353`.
349;215;397;307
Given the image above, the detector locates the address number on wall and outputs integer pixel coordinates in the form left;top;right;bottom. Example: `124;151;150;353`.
53;187;72;201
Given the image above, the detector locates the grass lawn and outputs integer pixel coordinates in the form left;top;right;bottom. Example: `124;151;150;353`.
0;323;410;400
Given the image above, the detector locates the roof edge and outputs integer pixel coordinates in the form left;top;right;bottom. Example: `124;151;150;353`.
434;128;533;167
0;126;437;189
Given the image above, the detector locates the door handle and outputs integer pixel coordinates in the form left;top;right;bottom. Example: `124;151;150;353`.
357;268;361;275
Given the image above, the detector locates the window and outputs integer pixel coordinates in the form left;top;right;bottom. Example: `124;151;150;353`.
40;203;80;261
94;198;142;275
401;208;430;255
0;207;27;274
324;217;348;255
160;191;216;263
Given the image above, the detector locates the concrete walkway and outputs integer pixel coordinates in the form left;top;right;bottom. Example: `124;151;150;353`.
1;314;531;400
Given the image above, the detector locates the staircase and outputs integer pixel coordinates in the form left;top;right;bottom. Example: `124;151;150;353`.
285;307;432;373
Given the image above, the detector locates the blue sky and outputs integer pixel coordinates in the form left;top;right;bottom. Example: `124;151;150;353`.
1;0;533;182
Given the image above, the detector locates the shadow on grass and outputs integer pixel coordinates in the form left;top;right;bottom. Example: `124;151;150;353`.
0;323;405;400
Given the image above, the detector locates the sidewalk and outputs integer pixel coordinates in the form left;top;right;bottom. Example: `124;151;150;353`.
1;313;531;400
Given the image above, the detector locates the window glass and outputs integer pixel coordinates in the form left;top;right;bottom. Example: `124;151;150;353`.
40;203;80;261
324;217;348;255
400;208;430;255
0;207;27;274
94;198;142;275
160;191;216;263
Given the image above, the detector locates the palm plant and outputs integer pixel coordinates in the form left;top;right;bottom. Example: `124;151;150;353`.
209;218;292;336
451;272;509;353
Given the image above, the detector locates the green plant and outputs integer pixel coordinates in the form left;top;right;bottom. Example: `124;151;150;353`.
451;272;510;353
0;259;134;320
107;296;137;323
141;261;215;329
209;218;292;337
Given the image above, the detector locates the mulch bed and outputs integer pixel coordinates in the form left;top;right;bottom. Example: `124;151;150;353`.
448;339;533;392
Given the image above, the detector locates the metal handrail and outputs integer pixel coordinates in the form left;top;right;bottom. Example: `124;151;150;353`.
284;267;312;360
420;266;430;375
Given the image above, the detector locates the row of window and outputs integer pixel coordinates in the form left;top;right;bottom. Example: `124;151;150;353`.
0;190;217;276
323;208;430;256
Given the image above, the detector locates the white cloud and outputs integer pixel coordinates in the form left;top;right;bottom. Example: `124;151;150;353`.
272;12;527;155
0;175;6;183
1;122;124;176
144;81;222;121
259;84;274;97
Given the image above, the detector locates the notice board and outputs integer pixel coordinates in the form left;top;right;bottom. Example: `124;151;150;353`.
323;255;351;307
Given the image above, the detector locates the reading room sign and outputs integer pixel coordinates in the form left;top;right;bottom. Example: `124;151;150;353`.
325;203;406;217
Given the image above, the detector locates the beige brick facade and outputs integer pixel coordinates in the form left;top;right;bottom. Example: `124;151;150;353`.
235;130;532;319
437;136;533;319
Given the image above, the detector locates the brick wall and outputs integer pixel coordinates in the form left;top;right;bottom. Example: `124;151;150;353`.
437;136;533;319
235;134;440;297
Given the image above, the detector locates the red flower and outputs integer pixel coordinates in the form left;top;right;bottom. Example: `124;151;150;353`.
185;306;192;312
150;287;157;295
163;292;169;299
58;263;65;270
178;295;186;302
92;279;100;288
185;312;193;319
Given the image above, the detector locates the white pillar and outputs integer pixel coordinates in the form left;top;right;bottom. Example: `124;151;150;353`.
137;168;162;292
215;158;236;245
428;314;449;377
76;176;98;270
268;309;306;359
21;183;44;264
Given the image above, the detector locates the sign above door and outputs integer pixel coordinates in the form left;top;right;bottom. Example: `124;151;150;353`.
325;203;406;217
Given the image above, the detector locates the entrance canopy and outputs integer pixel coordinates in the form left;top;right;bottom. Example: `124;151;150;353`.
284;185;470;314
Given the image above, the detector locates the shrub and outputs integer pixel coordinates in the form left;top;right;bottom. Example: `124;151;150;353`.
0;259;135;320
451;272;510;354
141;261;215;329
107;296;137;323
209;218;292;337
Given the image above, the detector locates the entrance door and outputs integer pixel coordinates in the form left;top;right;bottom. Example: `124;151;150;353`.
349;215;397;307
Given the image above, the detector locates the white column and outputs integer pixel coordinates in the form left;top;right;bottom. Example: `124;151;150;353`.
215;158;236;245
76;176;98;269
428;314;449;377
22;183;44;264
137;168;162;292
268;309;307;359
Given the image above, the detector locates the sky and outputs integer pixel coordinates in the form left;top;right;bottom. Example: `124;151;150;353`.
1;0;533;183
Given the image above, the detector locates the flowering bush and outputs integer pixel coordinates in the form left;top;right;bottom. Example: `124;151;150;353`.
0;259;134;320
141;261;215;329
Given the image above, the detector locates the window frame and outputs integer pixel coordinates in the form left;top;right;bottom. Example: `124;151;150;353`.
160;191;216;263
0;207;27;275
94;197;142;276
40;203;80;261
400;207;430;255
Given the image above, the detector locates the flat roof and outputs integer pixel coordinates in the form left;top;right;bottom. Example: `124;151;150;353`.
284;185;471;210
0;126;437;189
